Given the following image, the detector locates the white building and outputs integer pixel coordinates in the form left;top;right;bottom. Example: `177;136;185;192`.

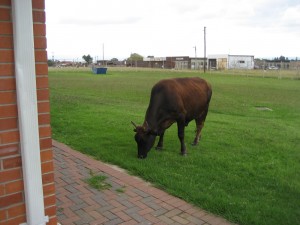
208;54;254;70
143;56;166;61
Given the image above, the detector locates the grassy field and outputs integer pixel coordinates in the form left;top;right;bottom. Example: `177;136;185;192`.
49;67;300;225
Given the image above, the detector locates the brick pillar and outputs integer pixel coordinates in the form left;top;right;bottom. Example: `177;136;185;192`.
0;0;57;224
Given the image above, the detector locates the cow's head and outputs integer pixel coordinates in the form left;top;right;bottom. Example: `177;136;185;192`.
132;121;156;159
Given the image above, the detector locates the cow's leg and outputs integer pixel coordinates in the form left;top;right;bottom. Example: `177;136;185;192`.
177;118;187;155
193;107;209;145
192;118;204;145
155;131;165;150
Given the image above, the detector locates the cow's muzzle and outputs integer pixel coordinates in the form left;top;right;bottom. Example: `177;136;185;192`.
138;154;147;159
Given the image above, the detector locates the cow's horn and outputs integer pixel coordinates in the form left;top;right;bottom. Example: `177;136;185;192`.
131;121;137;128
144;121;150;132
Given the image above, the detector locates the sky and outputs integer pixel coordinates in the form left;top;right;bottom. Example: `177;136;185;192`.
45;0;300;61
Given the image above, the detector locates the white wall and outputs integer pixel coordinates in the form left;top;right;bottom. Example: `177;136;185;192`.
228;55;254;69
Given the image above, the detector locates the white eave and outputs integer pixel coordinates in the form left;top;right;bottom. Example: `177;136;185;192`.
12;0;48;224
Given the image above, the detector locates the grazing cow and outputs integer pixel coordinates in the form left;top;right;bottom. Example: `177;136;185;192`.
132;77;212;159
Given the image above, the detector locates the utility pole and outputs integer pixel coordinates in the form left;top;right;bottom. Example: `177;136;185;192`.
204;26;206;73
193;46;197;70
102;43;104;66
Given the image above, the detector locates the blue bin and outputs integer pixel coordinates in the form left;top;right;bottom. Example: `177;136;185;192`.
92;67;107;74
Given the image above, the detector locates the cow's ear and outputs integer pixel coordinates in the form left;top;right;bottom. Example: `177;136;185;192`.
143;121;150;132
133;128;137;132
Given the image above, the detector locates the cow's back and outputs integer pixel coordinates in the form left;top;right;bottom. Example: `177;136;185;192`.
148;77;211;121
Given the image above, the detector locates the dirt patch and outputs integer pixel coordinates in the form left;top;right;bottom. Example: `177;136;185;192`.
255;106;273;111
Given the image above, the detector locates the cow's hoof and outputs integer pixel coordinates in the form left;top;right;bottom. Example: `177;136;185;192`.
191;142;199;146
180;152;187;156
155;146;163;151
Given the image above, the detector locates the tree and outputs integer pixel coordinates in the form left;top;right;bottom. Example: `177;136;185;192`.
47;59;55;67
127;53;143;62
273;56;289;62
107;58;119;66
82;54;93;64
111;58;119;62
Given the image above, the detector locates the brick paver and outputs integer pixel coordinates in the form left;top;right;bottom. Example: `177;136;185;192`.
53;140;235;225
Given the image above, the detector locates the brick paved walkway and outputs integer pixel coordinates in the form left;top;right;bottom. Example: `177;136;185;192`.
53;140;234;225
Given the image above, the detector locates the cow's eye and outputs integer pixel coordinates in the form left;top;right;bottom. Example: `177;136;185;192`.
135;134;143;143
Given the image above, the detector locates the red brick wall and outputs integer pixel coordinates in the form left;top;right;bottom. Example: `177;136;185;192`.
0;0;57;224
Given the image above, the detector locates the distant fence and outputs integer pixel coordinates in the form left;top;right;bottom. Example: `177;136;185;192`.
211;68;300;79
48;66;300;80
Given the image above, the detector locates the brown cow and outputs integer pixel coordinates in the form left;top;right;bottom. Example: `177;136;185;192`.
132;77;212;159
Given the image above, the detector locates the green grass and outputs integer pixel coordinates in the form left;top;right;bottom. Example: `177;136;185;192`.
116;186;126;193
86;170;112;191
49;67;300;225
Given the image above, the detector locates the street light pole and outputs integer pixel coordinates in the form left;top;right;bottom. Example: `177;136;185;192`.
204;26;206;73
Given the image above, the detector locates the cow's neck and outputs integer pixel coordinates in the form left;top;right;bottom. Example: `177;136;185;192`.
144;91;175;135
144;102;159;132
145;107;171;135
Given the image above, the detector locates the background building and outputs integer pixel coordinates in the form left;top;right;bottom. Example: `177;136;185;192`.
190;58;207;70
166;56;190;70
143;56;166;68
208;54;255;70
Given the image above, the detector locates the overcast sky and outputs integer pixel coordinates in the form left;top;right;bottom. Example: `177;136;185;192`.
45;0;300;61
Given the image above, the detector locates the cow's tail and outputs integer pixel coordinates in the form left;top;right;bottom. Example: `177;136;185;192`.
206;84;212;107
198;84;212;123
